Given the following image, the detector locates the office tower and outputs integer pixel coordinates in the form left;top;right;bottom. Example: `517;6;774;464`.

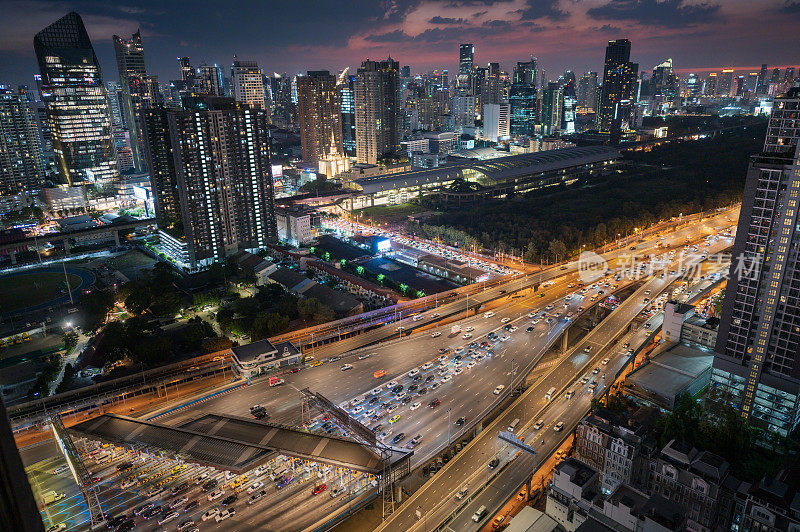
105;81;124;128
509;84;536;136
141;97;277;271
34;12;117;188
770;68;782;85
756;64;769;95
401;65;411;79
355;57;400;164
231;57;266;111
541;82;563;135
711;87;800;437
513;58;538;88
113;29;159;171
196;64;224;96
745;72;759;95
482;103;509;142
0;88;45;195
596;39;638;136
718;68;734;97
178;57;194;82
458;43;474;92
651;58;677;101
685;73;702;99
561;75;576;134
704;72;717;96
297;71;343;164
270;73;294;128
451;94;475;131
578;72;598;112
340;74;356;156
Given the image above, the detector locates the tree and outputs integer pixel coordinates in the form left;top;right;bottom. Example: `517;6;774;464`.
251;312;289;341
548;239;566;263
594;223;607;246
298;298;322;322
203;336;233;354
125;286;152;315
80;289;115;331
313;304;336;324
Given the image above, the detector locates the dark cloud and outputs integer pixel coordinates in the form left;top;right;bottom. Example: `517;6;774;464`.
519;21;546;32
515;0;569;21
482;19;511;28
428;16;467;24
587;0;721;28
364;29;409;43
592;24;622;33
779;1;800;15
472;10;488;17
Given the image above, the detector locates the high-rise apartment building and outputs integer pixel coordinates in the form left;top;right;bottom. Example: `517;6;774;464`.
458;43;474;93
711;87;800;436
718;68;734;97
340;75;356;156
596;39;638;137
140;97;277;271
542;82;564;135
578;72;599;112
355;57;400;164
113;29;159;171
704;72;717;96
178;57;194;83
482;103;509;142
0;88;44;196
651;58;677;100
34;12;117;188
756;64;769;95
451;94;476;131
296;71;343;164
231;58;266;111
196;64;224;96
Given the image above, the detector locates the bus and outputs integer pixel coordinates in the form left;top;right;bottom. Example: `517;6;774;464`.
507;418;520;432
545;387;557;401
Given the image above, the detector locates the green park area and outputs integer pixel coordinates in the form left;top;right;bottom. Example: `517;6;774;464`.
0;271;82;313
352;203;429;225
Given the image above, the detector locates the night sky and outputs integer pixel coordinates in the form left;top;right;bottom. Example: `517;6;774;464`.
1;0;798;87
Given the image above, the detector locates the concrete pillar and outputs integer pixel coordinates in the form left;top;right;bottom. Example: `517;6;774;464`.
561;330;569;353
114;230;120;246
63;240;70;255
394;483;403;503
370;195;375;207
9;251;16;264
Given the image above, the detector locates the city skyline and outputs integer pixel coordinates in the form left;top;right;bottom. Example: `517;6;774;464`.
1;1;799;87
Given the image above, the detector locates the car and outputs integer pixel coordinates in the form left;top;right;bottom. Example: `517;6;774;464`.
462;333;472;339
407;435;423;448
583;346;592;353
358;353;372;360
215;508;236;522
392;433;406;444
52;466;68;475
170;496;189;509
464;326;474;332
492;515;506;528
441;375;452;383
488;458;500;469
313;483;327;495
171;481;189;494
330;487;347;498
141;506;162;520
602;358;610;365
184;500;200;512
158;511;180;525
526;326;535;332
389;415;401;424
431;331;441;337
202;479;218;492
113;519;135;532
533;419;544;430
177;519;195;531
422;362;434;370
248;489;267;504
106;515;128;529
622;342;630;348
493;385;505;395
379;430;393;440
592;367;600;374
500;317;511;323
201;508;220;521
120;478;136;489
455;488;468;500
554;421;565;432
134;503;155;516
409;402;421;410
221;494;238;506
195;471;211;484
428;399;440;408
207;489;225;501
455;417;466;426
580;376;589;384
341;364;353;371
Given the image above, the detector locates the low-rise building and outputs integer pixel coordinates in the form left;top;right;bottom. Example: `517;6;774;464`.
276;207;313;247
265;266;363;316
739;469;800;532
230;339;301;377
546;458;600;531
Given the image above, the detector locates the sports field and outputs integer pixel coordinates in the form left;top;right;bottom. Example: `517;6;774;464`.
0;271;83;313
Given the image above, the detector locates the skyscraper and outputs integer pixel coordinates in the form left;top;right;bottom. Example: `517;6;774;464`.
113;29;159;171
451;94;476;130
541;82;563;135
483;103;509;142
756;63;769;95
651;59;677;100
355;57;400;164
178;57;194;82
196;64;224;96
704;72;717;96
231;58;267;111
34;12;117;187
0;88;44;196
297;71;343;164
141;97;277;271
578;72;599;112
340;75;356;157
509;59;538;136
718;68;734;97
596;39;638;137
711;87;800;437
458;44;474;93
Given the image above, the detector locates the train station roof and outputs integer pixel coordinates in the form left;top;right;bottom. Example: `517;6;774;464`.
69;413;404;474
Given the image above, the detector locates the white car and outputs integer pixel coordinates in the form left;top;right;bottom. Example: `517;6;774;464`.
441;375;453;383
215;508;236;522
465;326;474;332
409;369;420;377
467;361;476;369
533;419;544;430
484;311;495;318
207;489;225;501
170;496;188;509
225;471;236;480
247;481;265;494
341;364;354;371
602;358;610;365
410;402;421;411
493;385;505;395
352;406;364;414
422;362;434;370
462;333;472;339
159;511;180;525
202;508;220;521
554;421;564;432
500;317;511;323
431;331;441;338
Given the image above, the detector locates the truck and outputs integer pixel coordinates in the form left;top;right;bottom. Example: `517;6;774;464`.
268;377;285;387
42;491;65;505
450;324;461;335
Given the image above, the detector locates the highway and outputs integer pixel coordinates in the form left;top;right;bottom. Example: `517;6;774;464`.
27;209;738;531
374;234;735;532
